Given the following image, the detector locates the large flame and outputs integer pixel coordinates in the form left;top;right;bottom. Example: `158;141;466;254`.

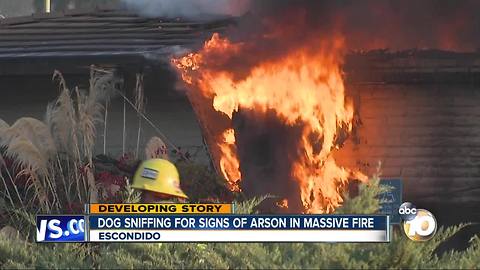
218;128;241;192
173;33;367;213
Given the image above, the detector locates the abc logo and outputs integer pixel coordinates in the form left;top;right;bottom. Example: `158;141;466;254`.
398;202;437;241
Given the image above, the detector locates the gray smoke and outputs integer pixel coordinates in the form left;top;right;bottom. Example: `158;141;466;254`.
242;0;480;51
120;0;250;19
121;0;480;51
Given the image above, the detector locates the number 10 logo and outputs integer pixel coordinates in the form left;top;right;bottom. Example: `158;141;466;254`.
403;210;437;241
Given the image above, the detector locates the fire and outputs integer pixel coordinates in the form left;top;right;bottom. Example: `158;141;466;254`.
277;199;289;209
218;129;241;192
173;33;367;213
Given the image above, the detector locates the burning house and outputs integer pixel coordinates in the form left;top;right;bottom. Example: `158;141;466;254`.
1;1;479;224
174;35;480;221
172;0;480;223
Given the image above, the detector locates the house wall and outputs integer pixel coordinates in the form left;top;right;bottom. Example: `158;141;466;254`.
0;0;34;17
0;0;121;18
334;83;480;223
1;72;479;223
0;73;209;162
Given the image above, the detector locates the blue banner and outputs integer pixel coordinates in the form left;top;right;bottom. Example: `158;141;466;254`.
36;215;86;242
89;215;388;230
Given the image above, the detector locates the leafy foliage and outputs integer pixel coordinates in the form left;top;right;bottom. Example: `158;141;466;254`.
0;240;92;269
176;161;233;203
336;175;389;215
0;178;478;269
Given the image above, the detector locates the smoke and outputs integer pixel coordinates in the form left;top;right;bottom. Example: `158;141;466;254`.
179;0;480;83
122;0;479;51
120;0;250;19
241;0;480;52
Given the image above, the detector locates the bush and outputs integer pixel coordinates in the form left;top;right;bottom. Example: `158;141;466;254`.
0;240;92;269
176;161;233;203
0;177;478;269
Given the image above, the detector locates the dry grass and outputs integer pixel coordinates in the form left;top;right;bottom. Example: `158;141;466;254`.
4;137;50;210
89;66;123;155
0;119;8;134
134;73;145;114
1;117;56;159
0;67;186;217
134;73;145;158
0;69;110;214
4;137;47;176
45;72;77;156
0;117;57;211
0;67;191;218
145;136;168;159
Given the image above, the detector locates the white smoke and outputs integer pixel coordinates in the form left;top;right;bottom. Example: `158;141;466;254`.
121;0;250;18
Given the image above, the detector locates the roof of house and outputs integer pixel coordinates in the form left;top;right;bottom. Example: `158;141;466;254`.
344;49;480;84
1;9;480;83
0;8;233;60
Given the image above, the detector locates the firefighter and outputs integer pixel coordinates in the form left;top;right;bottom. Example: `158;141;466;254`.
131;159;189;203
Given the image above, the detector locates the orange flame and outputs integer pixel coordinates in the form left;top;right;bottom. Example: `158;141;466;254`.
173;33;367;213
218;128;241;192
276;199;289;209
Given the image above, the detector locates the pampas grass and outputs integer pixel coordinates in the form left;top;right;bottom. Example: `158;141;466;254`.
145;136;168;159
0;119;8;135
48;70;104;159
74;86;103;160
0;147;25;209
0;117;56;211
1;70;111;214
5;138;47;176
89;66;122;155
134;73;145;159
1;117;56;159
45;72;77;156
47;70;106;207
4;136;50;211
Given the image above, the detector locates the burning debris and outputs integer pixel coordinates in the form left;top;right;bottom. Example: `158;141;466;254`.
173;32;367;213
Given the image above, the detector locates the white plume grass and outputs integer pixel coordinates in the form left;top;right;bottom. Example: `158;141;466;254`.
1;70;111;213
145;136;169;159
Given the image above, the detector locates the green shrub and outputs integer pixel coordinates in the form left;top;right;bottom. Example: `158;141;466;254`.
0;240;92;269
176;161;233;203
0;177;478;269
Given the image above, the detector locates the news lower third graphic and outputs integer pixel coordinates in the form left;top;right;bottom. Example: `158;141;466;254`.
36;203;391;243
88;203;233;214
87;215;390;242
398;202;437;241
36;215;86;242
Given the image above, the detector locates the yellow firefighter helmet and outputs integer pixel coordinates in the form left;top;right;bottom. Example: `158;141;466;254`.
131;159;188;199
